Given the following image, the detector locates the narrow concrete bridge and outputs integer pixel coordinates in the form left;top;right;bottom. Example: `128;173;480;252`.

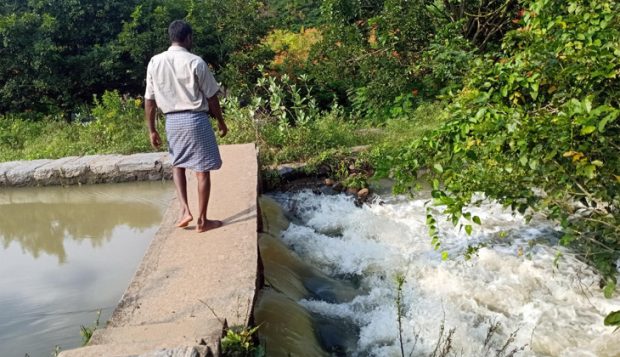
56;144;260;356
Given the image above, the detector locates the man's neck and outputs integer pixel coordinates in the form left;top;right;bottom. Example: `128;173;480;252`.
171;42;189;50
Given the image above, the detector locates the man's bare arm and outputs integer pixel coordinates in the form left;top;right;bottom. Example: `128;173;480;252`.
145;99;162;149
207;95;228;137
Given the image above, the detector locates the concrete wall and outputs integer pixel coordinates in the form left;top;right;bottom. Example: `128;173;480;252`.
0;152;172;187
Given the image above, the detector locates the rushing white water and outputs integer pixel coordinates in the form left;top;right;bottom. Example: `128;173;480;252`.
270;191;620;357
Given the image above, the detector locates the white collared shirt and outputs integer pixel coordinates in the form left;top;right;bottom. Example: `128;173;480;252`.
145;45;220;114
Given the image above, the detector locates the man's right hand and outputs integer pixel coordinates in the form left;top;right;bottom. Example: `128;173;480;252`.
217;120;228;137
150;131;162;149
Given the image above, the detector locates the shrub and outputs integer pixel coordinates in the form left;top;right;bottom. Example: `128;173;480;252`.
384;0;620;289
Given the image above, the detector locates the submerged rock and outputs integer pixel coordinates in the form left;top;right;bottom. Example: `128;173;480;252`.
346;187;359;195
319;185;339;196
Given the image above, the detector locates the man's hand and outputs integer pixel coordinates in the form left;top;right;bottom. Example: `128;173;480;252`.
150;131;162;149
207;95;227;137
145;99;161;149
217;120;228;137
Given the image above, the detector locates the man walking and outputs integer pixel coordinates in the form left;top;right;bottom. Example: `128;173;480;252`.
144;20;227;233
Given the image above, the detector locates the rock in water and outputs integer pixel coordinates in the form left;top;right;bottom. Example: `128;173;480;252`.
357;188;370;199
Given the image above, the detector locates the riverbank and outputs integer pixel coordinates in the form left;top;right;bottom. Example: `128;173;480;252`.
0;152;172;187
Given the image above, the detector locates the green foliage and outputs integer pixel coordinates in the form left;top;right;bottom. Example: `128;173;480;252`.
0;0;139;113
52;345;62;357
384;0;620;285
266;0;322;31
0;91;159;161
604;310;620;332
414;21;478;95
395;273;406;357
80;310;101;346
0;0;268;113
86;90;156;154
263;28;322;76
219;77;364;166
218;71;366;166
109;0;270;96
186;0;269;69
308;0;437;116
343;173;368;190
426;0;521;50
219;46;276;99
371;101;451;181
221;325;265;357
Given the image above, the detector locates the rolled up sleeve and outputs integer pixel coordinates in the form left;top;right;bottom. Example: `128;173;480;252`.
144;60;156;100
196;61;220;99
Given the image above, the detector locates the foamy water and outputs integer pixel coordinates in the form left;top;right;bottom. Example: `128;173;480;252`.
271;191;620;356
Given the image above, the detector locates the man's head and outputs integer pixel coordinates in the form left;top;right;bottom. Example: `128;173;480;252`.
168;20;193;49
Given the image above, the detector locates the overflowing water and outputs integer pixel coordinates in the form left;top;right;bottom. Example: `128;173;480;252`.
259;190;620;356
0;182;173;357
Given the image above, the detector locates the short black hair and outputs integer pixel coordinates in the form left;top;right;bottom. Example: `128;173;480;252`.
168;20;192;43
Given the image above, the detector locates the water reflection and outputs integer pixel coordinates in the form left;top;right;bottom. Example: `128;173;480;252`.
0;182;170;263
0;181;173;357
0;202;162;263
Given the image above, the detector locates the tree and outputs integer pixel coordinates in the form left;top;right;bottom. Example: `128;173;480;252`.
0;0;139;114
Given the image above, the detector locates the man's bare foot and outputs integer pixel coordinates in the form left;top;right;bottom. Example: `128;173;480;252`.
196;219;223;233
176;215;193;228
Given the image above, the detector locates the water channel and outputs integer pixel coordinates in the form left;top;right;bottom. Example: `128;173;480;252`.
256;190;620;356
0;181;173;357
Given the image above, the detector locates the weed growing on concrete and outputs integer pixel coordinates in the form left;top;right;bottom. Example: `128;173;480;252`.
79;310;101;346
221;324;265;357
199;298;265;357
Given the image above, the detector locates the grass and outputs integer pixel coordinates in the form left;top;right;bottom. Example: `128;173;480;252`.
0;92;162;162
0;91;449;179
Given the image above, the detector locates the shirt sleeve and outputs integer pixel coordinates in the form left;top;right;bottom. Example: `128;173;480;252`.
144;60;156;100
196;60;220;99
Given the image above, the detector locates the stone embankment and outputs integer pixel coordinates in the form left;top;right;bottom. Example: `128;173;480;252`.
0;152;172;187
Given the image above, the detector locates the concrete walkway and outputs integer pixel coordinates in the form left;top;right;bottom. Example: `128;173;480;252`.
59;144;260;357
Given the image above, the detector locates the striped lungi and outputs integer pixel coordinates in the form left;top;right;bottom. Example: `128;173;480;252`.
165;111;222;172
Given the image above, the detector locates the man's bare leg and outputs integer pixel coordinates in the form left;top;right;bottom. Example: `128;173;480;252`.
172;167;193;227
195;171;222;233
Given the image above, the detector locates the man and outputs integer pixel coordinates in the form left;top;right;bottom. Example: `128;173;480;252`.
144;20;228;233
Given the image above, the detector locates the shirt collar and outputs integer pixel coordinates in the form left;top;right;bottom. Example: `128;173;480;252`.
168;45;188;52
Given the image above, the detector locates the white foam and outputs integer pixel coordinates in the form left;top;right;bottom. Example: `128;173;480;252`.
272;191;620;356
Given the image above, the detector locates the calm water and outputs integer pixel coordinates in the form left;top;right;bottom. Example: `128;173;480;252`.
0;181;173;357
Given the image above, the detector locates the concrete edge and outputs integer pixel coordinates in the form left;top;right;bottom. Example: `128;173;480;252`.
107;200;178;328
0;152;172;188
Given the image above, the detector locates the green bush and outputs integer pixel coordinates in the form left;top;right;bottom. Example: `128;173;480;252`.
220;90;363;166
384;0;620;287
0;91;161;162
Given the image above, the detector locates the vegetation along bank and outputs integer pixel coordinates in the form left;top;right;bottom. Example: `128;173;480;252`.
0;0;618;327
